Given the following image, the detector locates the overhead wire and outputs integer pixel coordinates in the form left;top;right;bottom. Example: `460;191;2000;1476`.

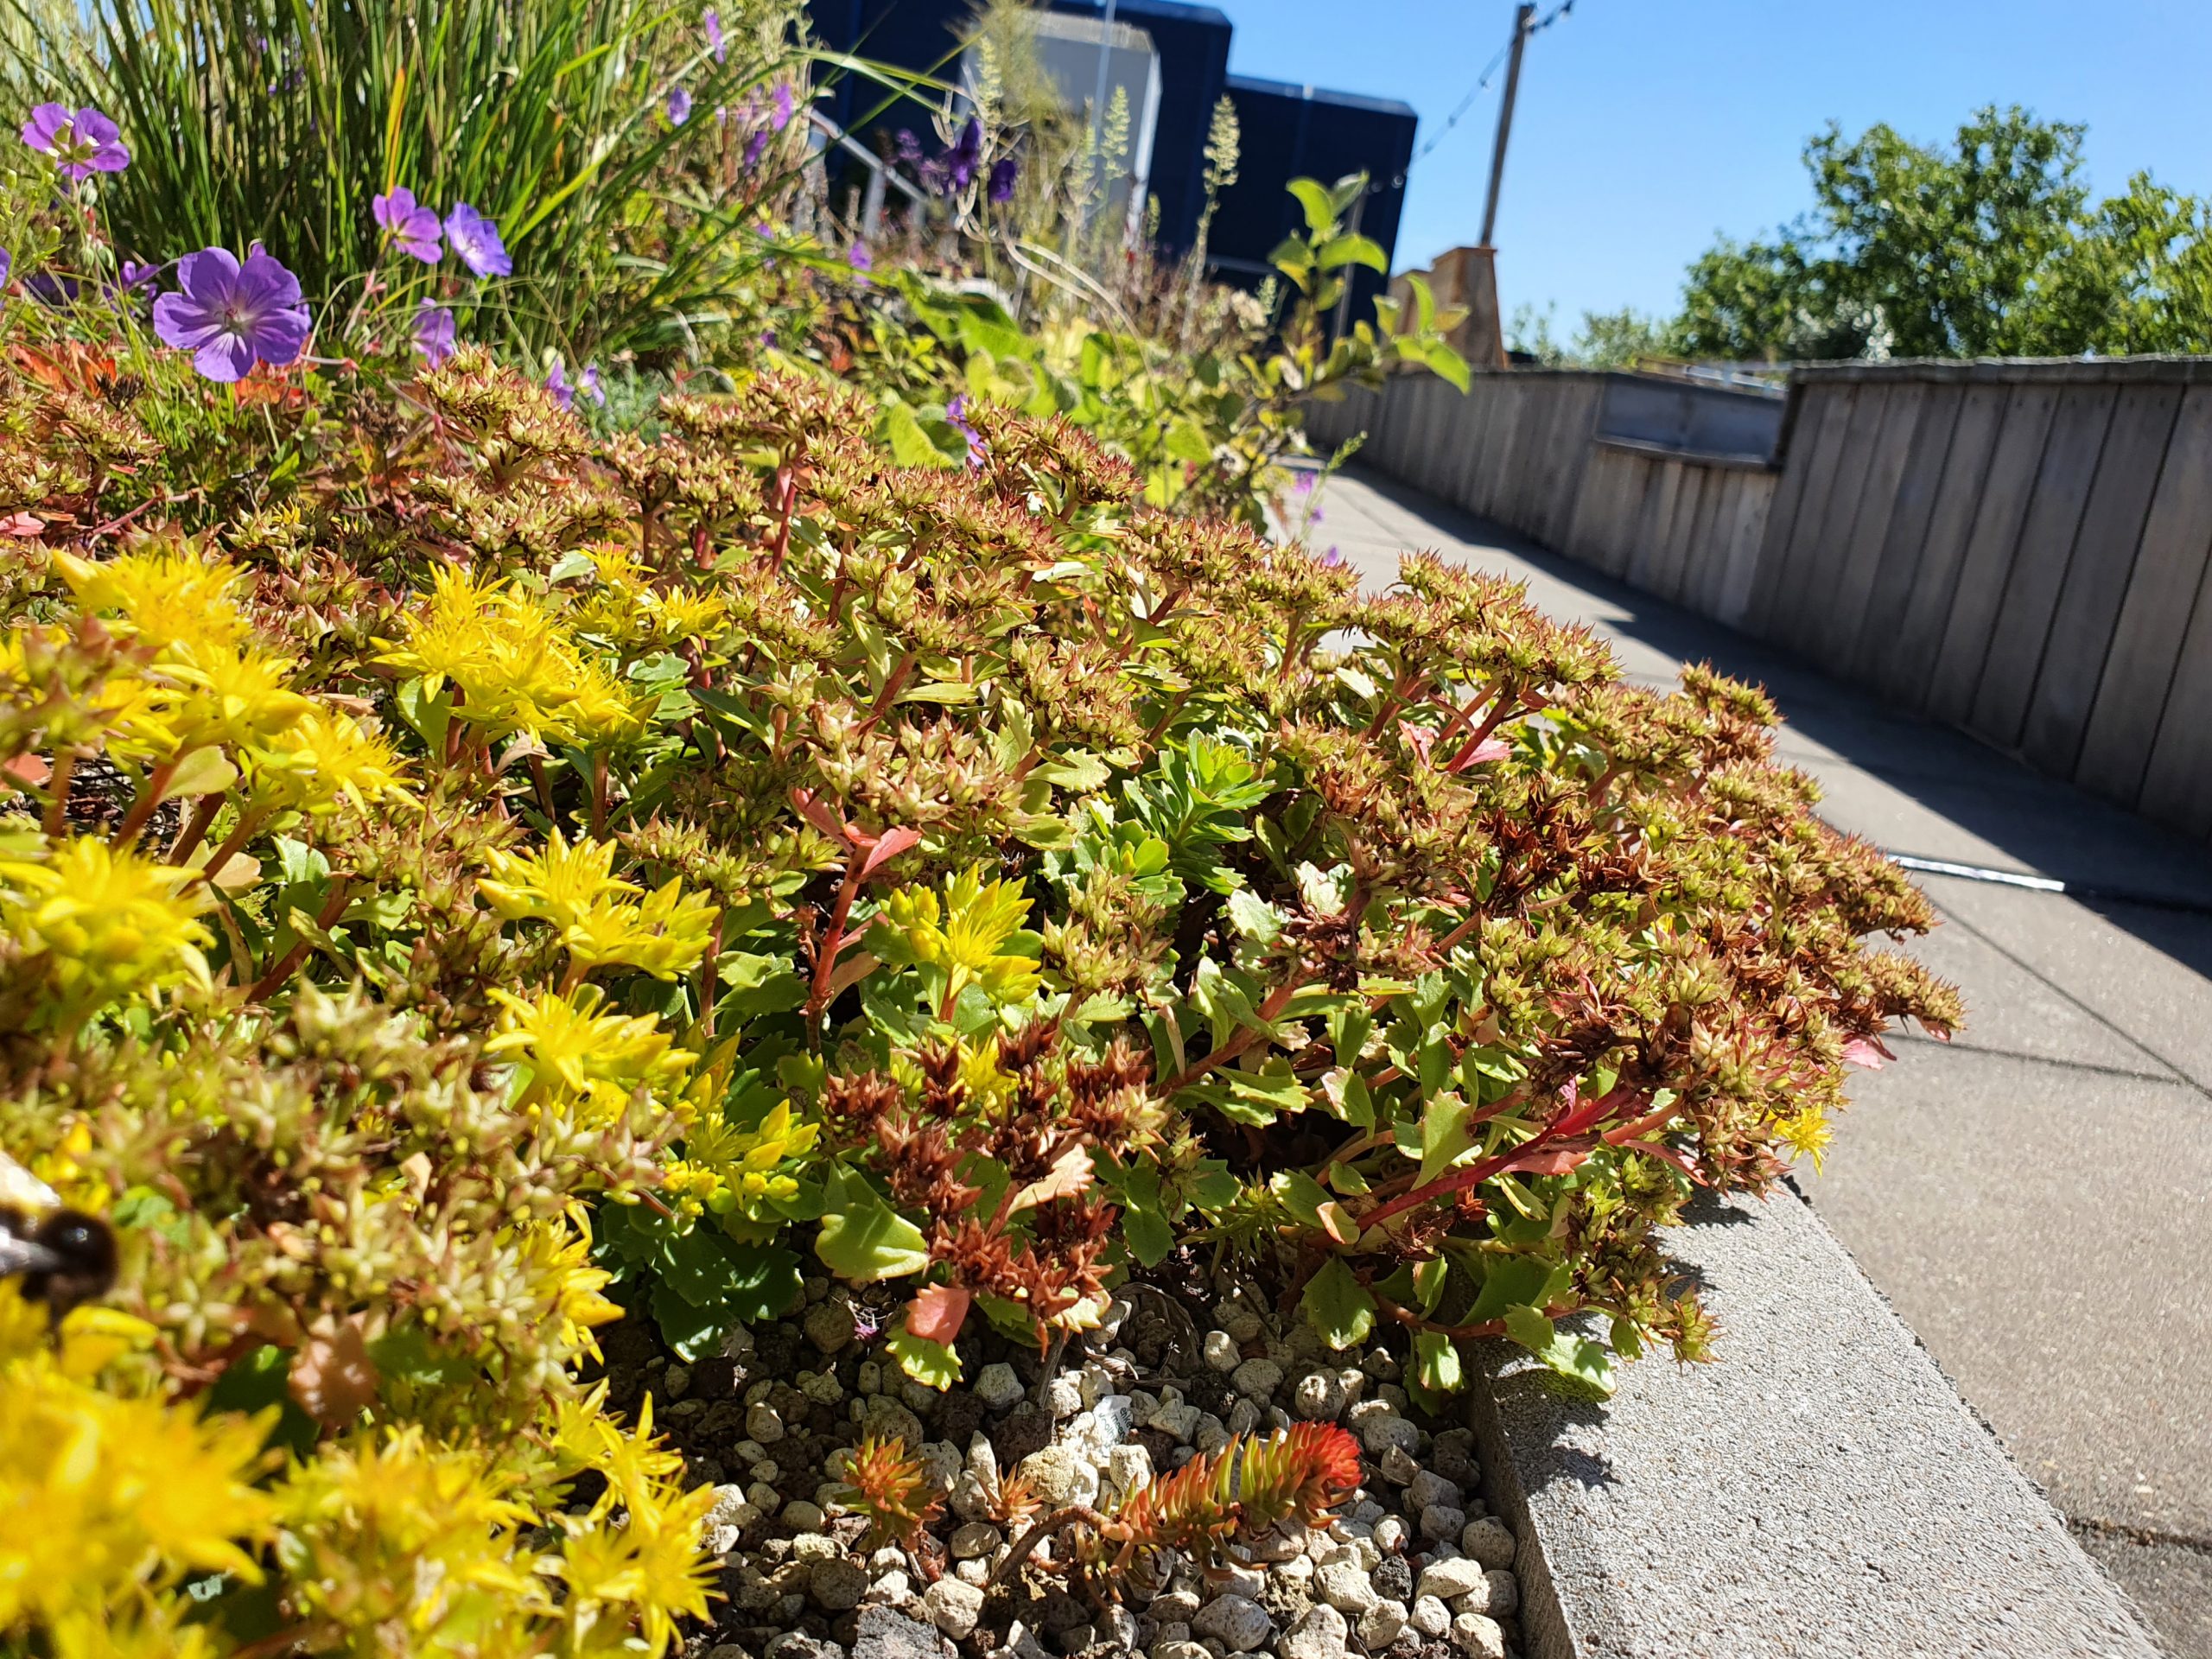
1392;0;1575;189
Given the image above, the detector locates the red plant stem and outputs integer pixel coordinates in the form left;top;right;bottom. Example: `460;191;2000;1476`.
1161;979;1307;1094
246;880;351;1002
807;860;869;1044
1360;672;1418;741
766;467;798;575
698;910;726;1039
1372;1293;1574;1343
109;757;179;848
864;652;918;728
1359;1133;1552;1232
189;808;272;892
529;755;558;822
1430;683;1498;748
168;791;224;865
41;750;73;836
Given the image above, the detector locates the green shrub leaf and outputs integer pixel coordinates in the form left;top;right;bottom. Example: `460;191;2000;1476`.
1302;1256;1376;1351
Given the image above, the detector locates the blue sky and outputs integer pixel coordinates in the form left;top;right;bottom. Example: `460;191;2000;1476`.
1204;0;2212;332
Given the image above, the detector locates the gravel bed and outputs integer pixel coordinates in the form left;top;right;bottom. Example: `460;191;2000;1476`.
591;1274;1526;1659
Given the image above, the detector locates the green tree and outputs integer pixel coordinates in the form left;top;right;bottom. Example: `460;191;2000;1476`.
1671;105;2212;361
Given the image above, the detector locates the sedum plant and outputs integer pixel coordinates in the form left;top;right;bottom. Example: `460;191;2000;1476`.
0;280;1955;1648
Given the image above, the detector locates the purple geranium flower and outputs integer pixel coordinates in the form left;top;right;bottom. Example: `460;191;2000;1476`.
668;86;692;125
118;259;159;289
0;251;10;289
945;394;985;469
373;187;443;264
546;360;574;410
152;246;311;383
22;104;130;181
772;82;794;131
943;118;982;193
988;156;1018;204
582;365;605;406
443;201;512;279
413;300;456;365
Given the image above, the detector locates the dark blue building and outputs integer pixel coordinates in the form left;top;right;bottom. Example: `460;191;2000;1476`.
804;0;1416;282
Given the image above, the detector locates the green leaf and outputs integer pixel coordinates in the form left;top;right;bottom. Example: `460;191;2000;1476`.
1287;177;1337;238
815;1166;931;1283
1269;1169;1332;1228
1225;888;1284;944
886;1330;963;1389
880;398;954;468
1163;417;1213;462
1415;1091;1477;1188
1503;1303;1554;1353
1316;232;1389;275
651;1277;734;1361
1413;1328;1464;1394
1529;1325;1617;1397
1124;1203;1174;1268
1302;1256;1376;1351
1413;1255;1449;1314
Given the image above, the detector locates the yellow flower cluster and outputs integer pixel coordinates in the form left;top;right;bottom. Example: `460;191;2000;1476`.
663;1099;821;1223
0;1330;275;1651
0;836;212;1030
487;983;699;1128
383;565;651;747
480;830;720;982
568;543;729;650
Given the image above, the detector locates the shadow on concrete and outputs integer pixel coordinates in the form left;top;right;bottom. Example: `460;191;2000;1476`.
1344;467;2212;953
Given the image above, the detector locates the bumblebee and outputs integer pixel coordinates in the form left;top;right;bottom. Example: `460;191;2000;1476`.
0;1152;117;1324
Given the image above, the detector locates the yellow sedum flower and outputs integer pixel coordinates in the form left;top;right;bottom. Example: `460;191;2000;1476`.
486;984;696;1102
0;836;212;1029
52;543;250;658
665;1100;821;1222
481;832;718;981
480;830;638;933
875;864;1043;1009
0;1351;275;1639
245;707;413;816
512;1216;625;1362
381;565;649;747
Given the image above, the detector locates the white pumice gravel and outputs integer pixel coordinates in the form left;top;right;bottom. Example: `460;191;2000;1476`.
608;1281;1527;1659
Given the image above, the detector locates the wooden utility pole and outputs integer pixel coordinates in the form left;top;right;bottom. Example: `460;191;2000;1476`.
1478;3;1535;247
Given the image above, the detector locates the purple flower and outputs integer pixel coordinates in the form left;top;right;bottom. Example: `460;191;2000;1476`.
668;86;692;125
944;118;982;193
412;300;455;365
743;127;770;170
771;82;794;131
0;251;10;289
443;201;511;279
22;104;129;181
582;365;605;406
988;156;1018;204
152;246;311;383
946;394;985;469
704;7;725;60
373;187;443;264
894;130;925;167
848;241;873;273
118;259;159;289
546;360;574;410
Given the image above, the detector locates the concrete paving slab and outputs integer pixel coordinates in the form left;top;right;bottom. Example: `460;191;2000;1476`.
2077;1534;2212;1659
1474;1186;2162;1659
1919;874;2212;1093
1891;915;2177;1079
1799;1046;2212;1538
